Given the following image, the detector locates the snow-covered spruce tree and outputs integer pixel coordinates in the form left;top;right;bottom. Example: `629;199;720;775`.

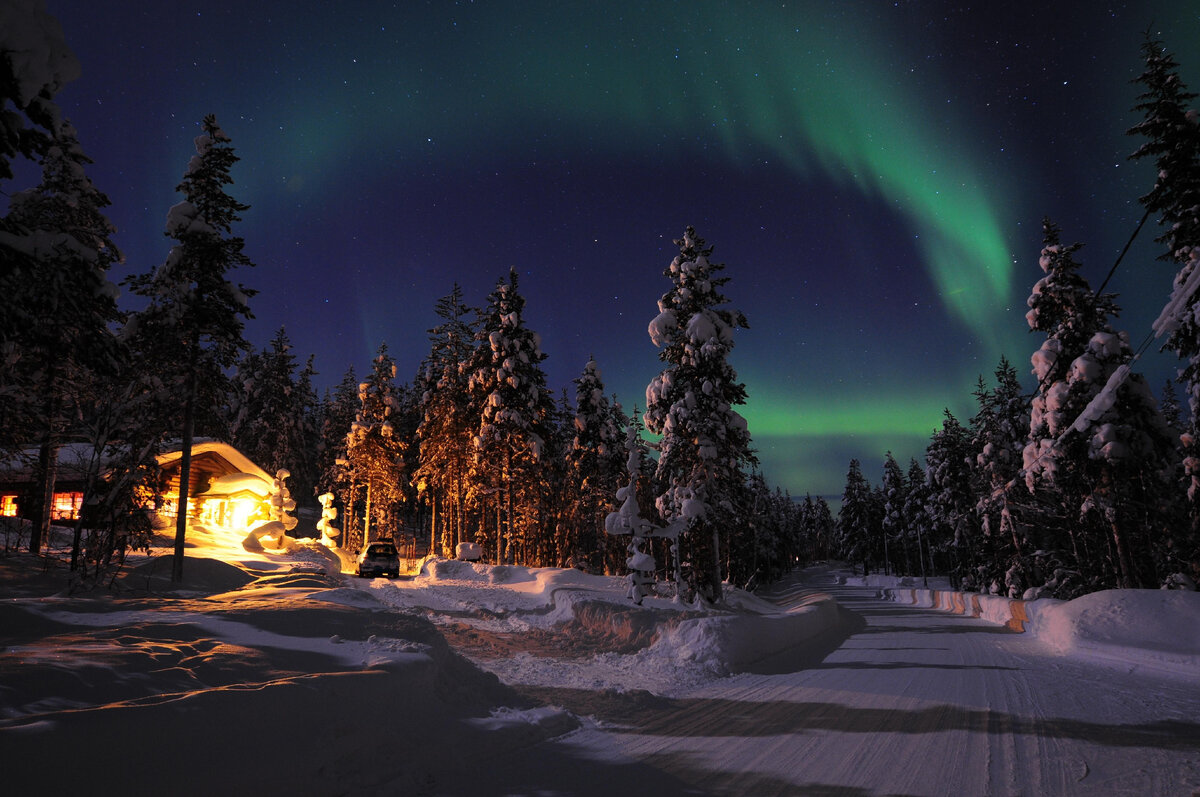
799;495;820;562
230;328;319;503
0;121;122;554
903;459;933;585
880;452;906;576
968;358;1032;587
1129;36;1200;265
291;354;323;502
413;284;478;557
1018;220;1117;595
621;405;667;579
0;0;78;183
737;472;790;587
529;387;571;568
801;493;836;563
836;459;873;576
1023;221;1179;594
343;344;408;550
1161;379;1183;433
604;412;675;603
124;115;255;581
563;358;626;571
645;227;754;603
924;411;977;589
315;366;358;505
868;484;887;572
465;269;554;565
599;397;634;573
1128;37;1200;583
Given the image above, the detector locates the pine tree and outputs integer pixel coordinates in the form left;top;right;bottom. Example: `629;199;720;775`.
604;408;678;603
1161;379;1183;432
563;358;625;571
413;285;477;557
314;365;359;542
0;121;121;553
837;459;873;575
880;452;906;576
292;354;323;504
465;269;554;565
969;357;1031;587
868;484;887;573
343;345;408;550
1128;37;1200;583
0;2;78;183
1128;36;1200;263
125;115;256;581
230;328;315;498
925;411;977;589
802;493;835;563
1022;221;1179;594
316;366;358;496
903;459;933;585
645;227;755;603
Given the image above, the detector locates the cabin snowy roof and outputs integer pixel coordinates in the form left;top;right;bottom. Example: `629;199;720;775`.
156;439;271;482
197;471;272;498
0;439;271;486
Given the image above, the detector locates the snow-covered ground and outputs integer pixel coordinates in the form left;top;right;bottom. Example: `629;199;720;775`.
1;520;1197;795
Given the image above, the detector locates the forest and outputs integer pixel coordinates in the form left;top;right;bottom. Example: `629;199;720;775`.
2;17;1198;602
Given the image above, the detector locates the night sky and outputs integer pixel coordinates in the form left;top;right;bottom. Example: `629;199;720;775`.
33;1;1200;498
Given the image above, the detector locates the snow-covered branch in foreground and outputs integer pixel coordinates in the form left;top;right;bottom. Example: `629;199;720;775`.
1061;363;1131;441
1152;247;1200;340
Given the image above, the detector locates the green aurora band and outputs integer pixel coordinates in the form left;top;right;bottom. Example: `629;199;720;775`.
264;2;1017;351
221;2;1039;495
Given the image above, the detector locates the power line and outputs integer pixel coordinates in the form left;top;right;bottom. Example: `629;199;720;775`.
1095;209;1152;297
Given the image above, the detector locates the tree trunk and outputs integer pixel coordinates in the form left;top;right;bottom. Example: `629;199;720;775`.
31;434;59;555
430;492;438;557
171;388;195;582
915;525;929;587
171;333;201;583
495;500;503;565
1110;519;1137;589
170;407;196;579
710;525;723;603
363;479;373;545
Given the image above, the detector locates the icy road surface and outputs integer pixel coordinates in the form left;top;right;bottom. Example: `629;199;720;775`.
447;571;1200;796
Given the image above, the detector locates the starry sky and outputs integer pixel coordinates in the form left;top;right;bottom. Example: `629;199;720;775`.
32;1;1200;498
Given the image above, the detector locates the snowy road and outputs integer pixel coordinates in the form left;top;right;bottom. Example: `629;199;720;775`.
470;571;1200;796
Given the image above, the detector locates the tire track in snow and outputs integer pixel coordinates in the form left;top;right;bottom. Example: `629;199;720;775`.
534;567;1200;796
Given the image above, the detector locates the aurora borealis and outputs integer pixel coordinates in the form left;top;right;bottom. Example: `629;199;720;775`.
37;1;1200;497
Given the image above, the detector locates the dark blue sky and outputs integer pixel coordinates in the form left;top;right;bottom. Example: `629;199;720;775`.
35;0;1200;497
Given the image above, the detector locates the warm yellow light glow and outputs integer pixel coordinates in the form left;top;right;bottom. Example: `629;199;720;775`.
1;495;17;517
51;492;82;520
197;495;267;529
231;497;264;529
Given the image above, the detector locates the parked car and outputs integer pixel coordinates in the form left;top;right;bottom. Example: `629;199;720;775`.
356;541;400;578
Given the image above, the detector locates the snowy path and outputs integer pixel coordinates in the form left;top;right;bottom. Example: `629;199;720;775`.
479;571;1200;796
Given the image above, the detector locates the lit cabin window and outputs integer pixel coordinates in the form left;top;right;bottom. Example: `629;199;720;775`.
1;495;16;517
51;492;83;520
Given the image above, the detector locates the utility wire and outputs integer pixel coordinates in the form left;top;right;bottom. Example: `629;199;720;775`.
997;208;1157;496
1095;209;1152;297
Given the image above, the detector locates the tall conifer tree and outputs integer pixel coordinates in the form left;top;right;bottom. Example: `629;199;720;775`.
0;122;121;553
645;227;754;603
126;115;255;581
466;269;554;565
